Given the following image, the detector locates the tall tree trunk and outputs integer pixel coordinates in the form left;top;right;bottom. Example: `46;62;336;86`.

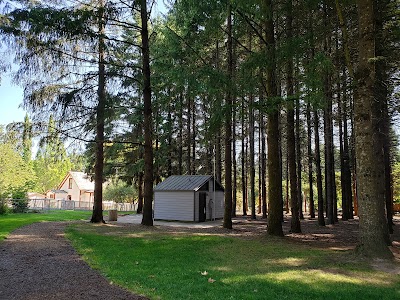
232;98;237;218
187;95;192;174
285;152;290;214
306;102;315;219
241;97;248;216
323;75;335;225
314;110;325;226
295;95;303;220
376;0;393;234
278;117;284;223
286;0;301;233
354;0;391;257
136;173;143;214
91;1;106;224
167;107;173;177
295;60;303;220
249;32;256;220
338;71;348;221
192;97;196;175
261;114;267;219
264;0;283;236
178;92;183;175
215;42;223;183
232;39;238;218
140;0;154;226
342;85;353;219
223;3;233;229
323;2;335;225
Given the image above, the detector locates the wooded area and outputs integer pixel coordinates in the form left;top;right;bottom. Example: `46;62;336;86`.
0;0;399;258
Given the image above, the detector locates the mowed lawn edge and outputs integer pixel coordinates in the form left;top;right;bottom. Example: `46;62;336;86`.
0;210;92;241
66;223;400;300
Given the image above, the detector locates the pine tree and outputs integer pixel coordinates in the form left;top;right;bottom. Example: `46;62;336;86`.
354;0;392;258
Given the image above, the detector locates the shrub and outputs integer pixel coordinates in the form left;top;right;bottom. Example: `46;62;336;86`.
103;181;137;203
0;200;9;215
11;199;29;213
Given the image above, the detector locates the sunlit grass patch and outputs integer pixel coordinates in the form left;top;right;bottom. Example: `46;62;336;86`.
0;210;92;241
67;224;400;300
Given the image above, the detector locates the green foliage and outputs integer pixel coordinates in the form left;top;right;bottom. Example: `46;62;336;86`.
34;115;72;193
0;143;36;199
0;200;10;215
103;180;136;203
10;198;29;213
68;225;400;300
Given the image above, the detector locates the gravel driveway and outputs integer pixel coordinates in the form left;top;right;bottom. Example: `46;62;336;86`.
0;222;148;300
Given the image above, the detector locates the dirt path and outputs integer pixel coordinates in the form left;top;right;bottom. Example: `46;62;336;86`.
0;222;148;300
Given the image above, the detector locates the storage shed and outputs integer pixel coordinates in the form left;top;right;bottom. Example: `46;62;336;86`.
154;175;224;222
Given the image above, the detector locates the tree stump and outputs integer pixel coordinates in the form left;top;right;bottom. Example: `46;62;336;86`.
108;209;118;221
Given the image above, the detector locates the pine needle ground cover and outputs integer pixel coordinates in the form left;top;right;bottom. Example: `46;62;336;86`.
0;210;92;241
67;224;400;300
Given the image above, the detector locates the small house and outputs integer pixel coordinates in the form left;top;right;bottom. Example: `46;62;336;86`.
53;171;95;208
154;175;224;222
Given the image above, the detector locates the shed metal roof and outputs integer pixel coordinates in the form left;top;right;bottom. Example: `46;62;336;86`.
154;175;215;191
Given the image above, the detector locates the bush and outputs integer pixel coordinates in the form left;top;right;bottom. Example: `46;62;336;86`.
0;200;9;215
104;181;137;203
11;199;29;213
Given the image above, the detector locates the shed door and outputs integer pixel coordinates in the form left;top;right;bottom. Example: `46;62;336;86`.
199;193;206;222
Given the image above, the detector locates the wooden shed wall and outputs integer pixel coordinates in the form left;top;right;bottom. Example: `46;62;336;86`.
154;191;195;221
213;191;224;219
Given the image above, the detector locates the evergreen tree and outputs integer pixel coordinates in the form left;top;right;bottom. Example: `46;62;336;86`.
354;0;392;258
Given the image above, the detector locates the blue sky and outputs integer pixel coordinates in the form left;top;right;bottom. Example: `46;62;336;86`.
0;74;26;126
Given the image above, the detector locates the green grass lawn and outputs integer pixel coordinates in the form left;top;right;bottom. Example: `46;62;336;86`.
0;210;92;241
67;224;400;300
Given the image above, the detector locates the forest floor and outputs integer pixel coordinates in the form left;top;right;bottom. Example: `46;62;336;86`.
116;213;400;275
220;214;400;274
118;212;400;264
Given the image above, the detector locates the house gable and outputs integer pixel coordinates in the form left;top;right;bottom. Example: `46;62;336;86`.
56;171;94;202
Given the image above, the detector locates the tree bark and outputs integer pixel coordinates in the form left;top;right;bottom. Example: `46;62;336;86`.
223;3;233;229
314;110;325;226
306;102;315;219
323;2;335;225
136;173;143;214
186;94;192;174
178;92;183;175
261;111;267;219
232;97;237;218
232;39;238;218
354;0;391;257
286;0;301;233
241;97;248;216
140;0;154;226
264;0;283;237
338;71;348;221
376;0;393;234
249;32;256;220
91;1;106;224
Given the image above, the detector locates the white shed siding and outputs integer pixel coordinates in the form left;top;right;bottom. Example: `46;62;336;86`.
194;192;199;222
154;191;195;221
214;191;224;218
206;180;224;219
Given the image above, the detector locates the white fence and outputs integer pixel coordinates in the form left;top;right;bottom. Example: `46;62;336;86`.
3;198;136;212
